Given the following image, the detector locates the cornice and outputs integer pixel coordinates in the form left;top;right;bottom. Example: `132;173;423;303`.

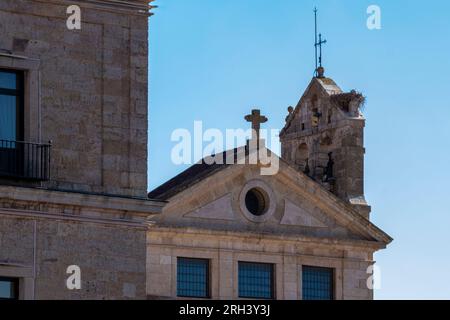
147;225;387;251
0;186;165;217
78;0;155;13
38;0;157;16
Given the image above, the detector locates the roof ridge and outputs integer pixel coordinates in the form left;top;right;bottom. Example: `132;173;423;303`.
148;146;248;200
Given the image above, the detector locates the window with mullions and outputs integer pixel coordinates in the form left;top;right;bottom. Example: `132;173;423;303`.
302;266;334;300
0;69;24;143
177;257;210;298
238;262;274;299
0;277;19;300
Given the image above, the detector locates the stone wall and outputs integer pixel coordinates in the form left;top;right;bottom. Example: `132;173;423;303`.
144;161;387;300
0;0;150;197
0;185;164;300
146;228;375;300
0;215;146;299
0;0;163;300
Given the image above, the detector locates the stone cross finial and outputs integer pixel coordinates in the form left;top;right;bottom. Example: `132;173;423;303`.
245;109;268;141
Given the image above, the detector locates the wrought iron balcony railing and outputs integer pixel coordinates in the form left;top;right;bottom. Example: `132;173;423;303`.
0;140;51;181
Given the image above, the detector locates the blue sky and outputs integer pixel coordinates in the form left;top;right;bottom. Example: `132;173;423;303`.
148;0;450;299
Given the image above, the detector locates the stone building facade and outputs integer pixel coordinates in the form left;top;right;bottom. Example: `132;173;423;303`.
0;0;164;299
146;72;392;300
0;0;391;301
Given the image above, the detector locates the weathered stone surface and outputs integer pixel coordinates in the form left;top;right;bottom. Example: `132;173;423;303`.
280;77;371;218
0;185;164;299
146;228;378;300
0;0;160;300
0;0;151;197
146;151;391;300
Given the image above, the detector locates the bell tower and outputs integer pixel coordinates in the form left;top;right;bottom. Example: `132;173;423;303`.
279;69;371;219
280;8;371;219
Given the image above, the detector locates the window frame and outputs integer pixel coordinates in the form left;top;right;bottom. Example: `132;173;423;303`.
238;261;275;300
301;265;335;300
176;257;211;299
0;68;25;142
0;276;20;300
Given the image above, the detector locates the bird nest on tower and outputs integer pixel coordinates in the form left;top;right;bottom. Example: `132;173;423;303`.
330;90;366;112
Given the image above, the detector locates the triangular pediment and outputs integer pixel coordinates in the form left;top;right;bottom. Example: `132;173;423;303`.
151;149;392;246
280;199;327;228
184;194;235;221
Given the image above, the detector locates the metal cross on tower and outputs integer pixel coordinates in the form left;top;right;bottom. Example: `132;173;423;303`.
314;7;327;77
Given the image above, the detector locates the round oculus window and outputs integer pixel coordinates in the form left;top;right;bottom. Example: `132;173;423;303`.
244;188;269;216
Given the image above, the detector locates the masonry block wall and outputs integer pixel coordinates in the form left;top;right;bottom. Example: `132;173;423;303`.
145;160;387;300
0;0;160;300
146;231;374;300
0;0;150;197
0;213;147;299
0;182;165;300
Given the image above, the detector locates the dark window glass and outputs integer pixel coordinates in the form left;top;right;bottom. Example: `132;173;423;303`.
177;257;210;298
0;69;24;142
238;262;274;299
0;277;19;300
302;266;334;300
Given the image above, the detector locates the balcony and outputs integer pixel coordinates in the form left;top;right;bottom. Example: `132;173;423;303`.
0;140;51;181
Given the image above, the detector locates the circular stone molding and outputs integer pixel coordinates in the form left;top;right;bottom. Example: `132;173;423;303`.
239;180;276;223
